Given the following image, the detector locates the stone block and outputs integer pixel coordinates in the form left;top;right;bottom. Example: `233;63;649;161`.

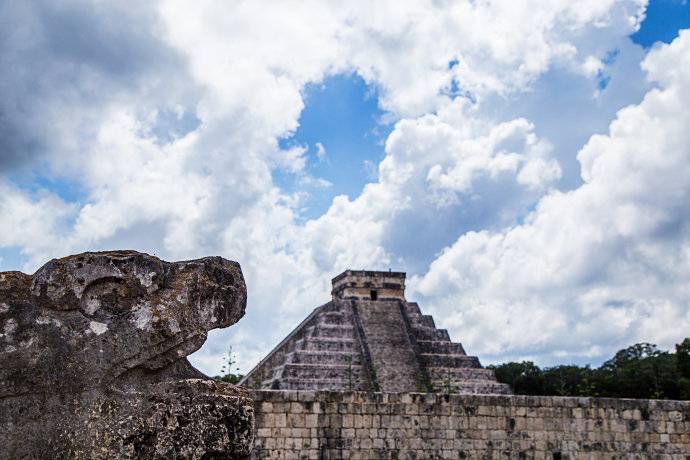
287;413;305;428
275;413;287;428
305;414;319;428
257;428;272;438
669;411;684;422
290;402;305;414
273;402;291;412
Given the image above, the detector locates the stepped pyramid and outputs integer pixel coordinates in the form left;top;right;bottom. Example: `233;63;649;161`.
239;270;511;394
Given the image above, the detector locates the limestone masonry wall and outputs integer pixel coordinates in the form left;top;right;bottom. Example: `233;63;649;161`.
250;390;690;459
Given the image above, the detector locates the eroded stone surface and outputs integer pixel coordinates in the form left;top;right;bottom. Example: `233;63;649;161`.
250;391;690;458
0;251;253;459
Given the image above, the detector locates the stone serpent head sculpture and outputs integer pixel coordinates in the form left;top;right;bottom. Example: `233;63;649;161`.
0;251;253;459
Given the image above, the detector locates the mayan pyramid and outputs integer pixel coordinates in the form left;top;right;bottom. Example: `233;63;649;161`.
240;270;511;394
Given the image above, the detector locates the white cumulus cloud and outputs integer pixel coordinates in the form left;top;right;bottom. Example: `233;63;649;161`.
413;30;690;366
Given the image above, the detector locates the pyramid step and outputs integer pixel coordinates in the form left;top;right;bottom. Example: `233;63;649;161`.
430;379;513;395
417;340;466;355
260;378;276;388
279;363;366;380
288;350;361;365
305;324;356;339
404;302;422;316
426;366;496;381
295;337;358;352
412;327;450;341
420;353;481;368
270;378;369;391
409;314;436;328
316;311;349;326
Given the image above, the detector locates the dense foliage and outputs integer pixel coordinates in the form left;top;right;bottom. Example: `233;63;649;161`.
216;373;245;384
489;338;690;400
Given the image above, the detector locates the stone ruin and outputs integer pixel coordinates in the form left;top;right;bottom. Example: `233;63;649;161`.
0;251;253;459
240;270;510;395
242;271;690;459
3;255;689;459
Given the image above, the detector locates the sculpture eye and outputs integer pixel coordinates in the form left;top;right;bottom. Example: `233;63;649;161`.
80;277;133;316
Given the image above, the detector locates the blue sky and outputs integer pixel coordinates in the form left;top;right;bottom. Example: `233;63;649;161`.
633;0;690;46
278;0;690;220
276;73;391;219
263;0;690;274
2;0;690;375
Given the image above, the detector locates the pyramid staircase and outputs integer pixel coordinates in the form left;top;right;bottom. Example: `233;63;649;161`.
240;270;511;395
402;302;510;394
246;303;373;391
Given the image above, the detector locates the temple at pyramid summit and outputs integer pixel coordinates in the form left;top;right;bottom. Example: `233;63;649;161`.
239;270;511;394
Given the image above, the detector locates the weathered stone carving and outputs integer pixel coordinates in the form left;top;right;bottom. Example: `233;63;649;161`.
0;251;253;459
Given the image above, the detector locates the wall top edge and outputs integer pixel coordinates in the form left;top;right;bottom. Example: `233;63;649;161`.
248;389;690;409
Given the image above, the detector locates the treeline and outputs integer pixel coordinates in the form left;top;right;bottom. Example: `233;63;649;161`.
488;339;690;400
217;373;244;384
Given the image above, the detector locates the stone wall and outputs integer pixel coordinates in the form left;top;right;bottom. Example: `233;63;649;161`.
250;390;690;459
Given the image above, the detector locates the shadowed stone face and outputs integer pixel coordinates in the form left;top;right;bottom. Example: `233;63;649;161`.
0;251;253;459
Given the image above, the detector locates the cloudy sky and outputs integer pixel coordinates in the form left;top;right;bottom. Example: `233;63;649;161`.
2;0;690;375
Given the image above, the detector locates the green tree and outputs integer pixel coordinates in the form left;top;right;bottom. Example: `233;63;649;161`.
542;365;596;397
598;343;680;399
489;361;544;395
675;338;690;399
492;339;690;400
676;338;690;378
601;342;659;370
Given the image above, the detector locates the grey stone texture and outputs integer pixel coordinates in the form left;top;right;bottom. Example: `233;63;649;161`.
240;270;510;395
0;250;254;459
250;390;690;459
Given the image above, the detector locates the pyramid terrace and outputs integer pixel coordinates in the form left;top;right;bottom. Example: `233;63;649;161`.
240;270;511;394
